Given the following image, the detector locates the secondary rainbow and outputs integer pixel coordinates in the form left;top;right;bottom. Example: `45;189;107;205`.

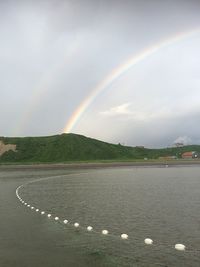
64;27;200;133
12;39;79;136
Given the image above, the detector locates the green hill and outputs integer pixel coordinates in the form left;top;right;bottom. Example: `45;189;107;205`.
0;133;200;163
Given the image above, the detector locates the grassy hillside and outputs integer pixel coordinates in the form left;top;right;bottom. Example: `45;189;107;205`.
0;133;200;163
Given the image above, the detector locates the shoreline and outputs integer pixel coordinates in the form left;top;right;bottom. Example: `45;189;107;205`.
1;159;200;170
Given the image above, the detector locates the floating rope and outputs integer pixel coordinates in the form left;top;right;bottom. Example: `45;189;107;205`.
16;175;198;253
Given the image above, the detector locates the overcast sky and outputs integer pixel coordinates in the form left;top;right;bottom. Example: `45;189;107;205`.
1;0;200;147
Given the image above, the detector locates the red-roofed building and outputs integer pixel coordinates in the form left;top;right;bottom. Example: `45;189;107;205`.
182;151;199;159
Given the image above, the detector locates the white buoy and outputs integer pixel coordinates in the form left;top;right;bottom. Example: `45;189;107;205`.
74;222;79;228
87;226;93;231
27;204;30;207
47;214;51;218
144;238;153;245
175;244;185;251
22;201;24;204
63;219;68;224
36;209;39;212
55;217;59;221
121;234;128;240
24;203;27;205
102;230;109;235
41;211;45;215
31;207;34;210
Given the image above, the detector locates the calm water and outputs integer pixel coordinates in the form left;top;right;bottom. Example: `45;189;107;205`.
1;166;200;266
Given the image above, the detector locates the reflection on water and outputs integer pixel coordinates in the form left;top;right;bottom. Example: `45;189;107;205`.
20;166;200;266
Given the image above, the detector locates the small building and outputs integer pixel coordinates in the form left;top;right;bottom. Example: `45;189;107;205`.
181;151;199;159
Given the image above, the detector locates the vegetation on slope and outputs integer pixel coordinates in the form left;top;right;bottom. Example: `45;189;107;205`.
0;133;200;163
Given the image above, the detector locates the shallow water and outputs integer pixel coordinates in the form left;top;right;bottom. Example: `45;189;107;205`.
1;166;200;266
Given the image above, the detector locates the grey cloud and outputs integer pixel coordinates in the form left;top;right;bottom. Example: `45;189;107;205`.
0;0;200;147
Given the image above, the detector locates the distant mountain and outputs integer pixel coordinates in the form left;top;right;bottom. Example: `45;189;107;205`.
0;133;200;163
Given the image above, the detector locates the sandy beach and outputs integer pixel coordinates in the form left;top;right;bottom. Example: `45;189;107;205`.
1;159;200;171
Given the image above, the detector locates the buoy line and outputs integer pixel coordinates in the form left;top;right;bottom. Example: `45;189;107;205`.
15;173;196;253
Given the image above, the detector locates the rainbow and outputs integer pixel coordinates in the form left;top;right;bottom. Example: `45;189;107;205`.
13;39;79;136
64;27;200;133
